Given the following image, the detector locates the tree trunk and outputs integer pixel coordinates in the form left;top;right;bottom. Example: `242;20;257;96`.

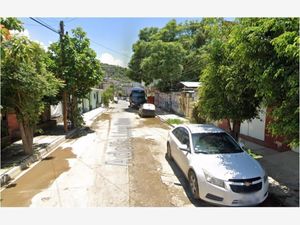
232;120;241;141
226;118;232;132
19;120;34;155
62;91;68;132
70;94;79;128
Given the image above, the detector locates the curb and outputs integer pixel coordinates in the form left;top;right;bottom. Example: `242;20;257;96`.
0;108;107;187
0;128;80;187
0;109;107;188
156;115;175;128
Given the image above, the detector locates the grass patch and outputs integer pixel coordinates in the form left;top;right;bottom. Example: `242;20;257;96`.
247;149;263;159
166;118;184;125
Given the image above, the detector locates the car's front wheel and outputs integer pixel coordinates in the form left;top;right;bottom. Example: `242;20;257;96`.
189;170;200;199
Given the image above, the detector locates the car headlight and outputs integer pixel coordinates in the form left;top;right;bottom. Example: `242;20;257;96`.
203;170;225;188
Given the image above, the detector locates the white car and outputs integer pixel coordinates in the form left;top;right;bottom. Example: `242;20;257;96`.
138;103;156;117
167;124;269;206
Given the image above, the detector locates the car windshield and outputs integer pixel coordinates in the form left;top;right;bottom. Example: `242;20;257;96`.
192;132;243;154
131;92;145;102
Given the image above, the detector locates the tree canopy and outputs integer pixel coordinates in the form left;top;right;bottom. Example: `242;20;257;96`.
1;34;63;154
129;18;299;146
48;27;104;127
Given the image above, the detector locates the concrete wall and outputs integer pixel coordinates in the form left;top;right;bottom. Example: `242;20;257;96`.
154;91;195;117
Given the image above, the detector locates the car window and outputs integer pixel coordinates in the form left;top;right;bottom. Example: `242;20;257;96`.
180;128;190;147
192;132;243;154
172;128;181;140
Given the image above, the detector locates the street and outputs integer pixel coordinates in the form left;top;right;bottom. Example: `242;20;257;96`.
1;100;282;207
1;101;193;207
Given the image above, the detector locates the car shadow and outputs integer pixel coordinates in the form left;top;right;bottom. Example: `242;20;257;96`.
164;154;213;207
124;107;139;113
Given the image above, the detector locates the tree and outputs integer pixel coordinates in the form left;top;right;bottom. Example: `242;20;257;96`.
231;18;299;147
1;35;63;155
195;19;261;140
0;17;23;42
48;27;104;128
140;40;186;91
102;85;114;107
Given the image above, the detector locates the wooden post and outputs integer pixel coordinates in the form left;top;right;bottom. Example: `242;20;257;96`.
60;21;68;132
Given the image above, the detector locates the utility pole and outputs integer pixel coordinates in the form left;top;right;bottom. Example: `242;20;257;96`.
59;21;68;132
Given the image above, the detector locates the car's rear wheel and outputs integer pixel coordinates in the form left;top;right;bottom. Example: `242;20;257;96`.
189;170;200;199
167;143;173;160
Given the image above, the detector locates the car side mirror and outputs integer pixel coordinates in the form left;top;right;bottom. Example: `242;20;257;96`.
179;144;190;152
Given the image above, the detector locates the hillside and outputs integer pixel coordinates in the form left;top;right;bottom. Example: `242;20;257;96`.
100;63;132;83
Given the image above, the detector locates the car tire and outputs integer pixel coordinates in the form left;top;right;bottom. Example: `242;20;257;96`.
188;170;200;200
167;143;173;160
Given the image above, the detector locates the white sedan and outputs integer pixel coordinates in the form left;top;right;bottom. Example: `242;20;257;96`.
167;124;269;206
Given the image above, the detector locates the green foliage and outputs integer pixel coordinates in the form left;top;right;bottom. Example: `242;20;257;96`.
232;18;299;147
140;40;186;91
166;118;184;125
195;19;261;140
0;17;23;43
129;18;299;146
48;27;104;127
101;63;130;83
128;19;211;91
1;36;63;124
1;35;63;154
102;86;114;107
191;105;206;124
246;149;263;159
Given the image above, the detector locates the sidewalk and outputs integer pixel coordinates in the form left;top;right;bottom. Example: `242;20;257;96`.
155;108;299;207
0;107;106;187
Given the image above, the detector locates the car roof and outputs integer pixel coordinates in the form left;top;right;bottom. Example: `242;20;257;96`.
131;87;145;91
176;124;225;134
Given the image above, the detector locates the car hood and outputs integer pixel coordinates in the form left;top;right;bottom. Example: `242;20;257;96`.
193;152;264;180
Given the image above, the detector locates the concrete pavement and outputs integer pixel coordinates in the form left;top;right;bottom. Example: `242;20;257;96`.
0;107;106;187
155;107;299;207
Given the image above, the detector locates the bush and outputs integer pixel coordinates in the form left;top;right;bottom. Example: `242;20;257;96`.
191;105;207;124
102;86;114;107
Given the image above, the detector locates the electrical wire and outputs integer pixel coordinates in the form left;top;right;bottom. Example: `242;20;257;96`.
29;17;59;34
90;39;131;59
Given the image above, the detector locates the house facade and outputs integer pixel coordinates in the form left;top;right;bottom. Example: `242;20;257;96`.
218;107;292;152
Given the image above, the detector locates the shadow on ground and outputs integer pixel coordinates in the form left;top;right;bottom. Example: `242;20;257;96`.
124;107;138;113
164;154;287;207
67;126;95;139
164;154;212;207
1;142;53;169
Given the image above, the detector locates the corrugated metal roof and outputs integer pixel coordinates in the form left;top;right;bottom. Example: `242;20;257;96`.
180;82;201;88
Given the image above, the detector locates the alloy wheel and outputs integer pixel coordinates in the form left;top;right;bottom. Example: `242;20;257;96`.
189;171;199;199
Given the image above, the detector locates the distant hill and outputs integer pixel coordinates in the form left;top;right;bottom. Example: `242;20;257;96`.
100;63;132;83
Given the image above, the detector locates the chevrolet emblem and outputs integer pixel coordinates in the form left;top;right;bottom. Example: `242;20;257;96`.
244;181;252;186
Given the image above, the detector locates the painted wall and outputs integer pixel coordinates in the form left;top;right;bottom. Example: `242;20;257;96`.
240;108;266;141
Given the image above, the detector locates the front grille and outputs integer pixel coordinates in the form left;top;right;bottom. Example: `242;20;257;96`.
228;177;261;183
230;182;262;193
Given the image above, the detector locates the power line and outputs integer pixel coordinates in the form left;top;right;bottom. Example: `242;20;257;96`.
29;17;59;34
64;18;77;23
90;39;131;59
29;17;131;61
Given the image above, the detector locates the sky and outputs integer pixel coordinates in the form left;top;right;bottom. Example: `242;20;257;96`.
18;17;204;68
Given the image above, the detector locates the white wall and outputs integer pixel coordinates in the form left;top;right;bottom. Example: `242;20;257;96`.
50;102;62;117
240;108;266;141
